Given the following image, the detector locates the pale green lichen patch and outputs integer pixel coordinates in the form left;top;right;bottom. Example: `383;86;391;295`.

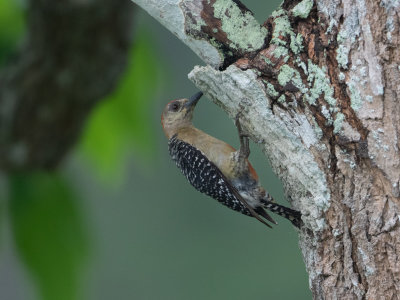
271;8;286;18
292;0;314;19
371;129;390;152
349;82;363;111
387;16;395;41
278;95;286;103
359;68;368;77
321;105;333;125
375;84;384;95
334;8;361;70
272;45;289;60
265;82;279;97
212;0;268;52
278;65;306;92
305;60;336;107
290;33;304;55
296;58;308;75
337;30;348;44
336;45;349;69
271;10;292;46
278;65;296;86
381;0;400;10
333;112;345;134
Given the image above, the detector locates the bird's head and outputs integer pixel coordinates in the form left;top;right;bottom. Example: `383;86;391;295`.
161;92;203;139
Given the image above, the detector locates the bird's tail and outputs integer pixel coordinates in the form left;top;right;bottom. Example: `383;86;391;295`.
261;198;303;228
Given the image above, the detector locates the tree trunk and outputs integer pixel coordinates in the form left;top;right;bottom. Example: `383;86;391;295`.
132;0;400;298
0;0;136;171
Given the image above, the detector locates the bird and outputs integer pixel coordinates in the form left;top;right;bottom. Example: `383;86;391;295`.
161;91;302;228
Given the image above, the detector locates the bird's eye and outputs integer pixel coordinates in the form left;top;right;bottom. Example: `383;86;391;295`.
170;102;180;112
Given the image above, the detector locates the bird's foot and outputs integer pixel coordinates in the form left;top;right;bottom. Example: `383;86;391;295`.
235;112;250;159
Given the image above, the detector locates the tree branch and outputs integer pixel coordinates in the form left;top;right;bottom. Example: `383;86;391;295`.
133;0;268;68
133;0;400;298
0;0;136;170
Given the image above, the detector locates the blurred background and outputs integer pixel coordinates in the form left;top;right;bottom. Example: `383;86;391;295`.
0;0;311;299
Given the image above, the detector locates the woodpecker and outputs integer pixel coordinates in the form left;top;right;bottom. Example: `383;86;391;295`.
161;92;302;228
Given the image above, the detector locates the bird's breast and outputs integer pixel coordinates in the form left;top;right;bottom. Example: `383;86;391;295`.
176;128;236;176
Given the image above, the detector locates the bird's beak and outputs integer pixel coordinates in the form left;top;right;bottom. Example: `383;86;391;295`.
185;91;203;108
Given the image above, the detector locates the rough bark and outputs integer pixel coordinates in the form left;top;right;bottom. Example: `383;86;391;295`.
0;0;136;171
133;0;400;299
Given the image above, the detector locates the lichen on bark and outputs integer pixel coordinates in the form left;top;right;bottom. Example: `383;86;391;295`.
133;0;400;298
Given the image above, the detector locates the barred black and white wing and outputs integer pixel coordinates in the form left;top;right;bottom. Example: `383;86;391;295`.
168;136;273;228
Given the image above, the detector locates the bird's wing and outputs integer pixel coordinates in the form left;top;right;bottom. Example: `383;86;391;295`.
169;136;274;228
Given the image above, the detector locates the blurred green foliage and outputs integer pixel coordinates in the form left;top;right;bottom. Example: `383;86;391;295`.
10;173;88;300
1;3;89;300
80;30;162;181
0;0;24;65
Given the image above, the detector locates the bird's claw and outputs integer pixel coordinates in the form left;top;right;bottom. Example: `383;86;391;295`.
235;112;250;159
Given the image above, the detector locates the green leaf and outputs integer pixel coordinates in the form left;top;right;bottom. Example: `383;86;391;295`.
9;172;89;300
80;29;163;180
